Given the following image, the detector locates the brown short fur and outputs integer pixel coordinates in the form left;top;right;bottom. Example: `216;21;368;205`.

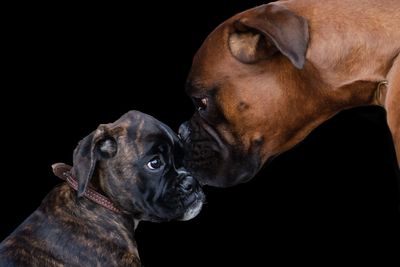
180;0;400;187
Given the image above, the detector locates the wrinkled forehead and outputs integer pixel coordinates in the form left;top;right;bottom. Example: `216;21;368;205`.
115;110;179;146
189;6;265;85
190;25;228;80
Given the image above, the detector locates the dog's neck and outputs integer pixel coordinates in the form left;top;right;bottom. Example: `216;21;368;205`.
39;183;139;255
53;163;122;214
261;78;390;162
325;79;389;110
52;163;142;230
89;175;142;230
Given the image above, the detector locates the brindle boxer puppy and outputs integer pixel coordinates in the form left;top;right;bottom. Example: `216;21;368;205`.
179;0;400;187
0;110;204;267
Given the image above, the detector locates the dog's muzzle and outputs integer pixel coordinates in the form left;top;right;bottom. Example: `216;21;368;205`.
179;117;262;187
177;171;204;221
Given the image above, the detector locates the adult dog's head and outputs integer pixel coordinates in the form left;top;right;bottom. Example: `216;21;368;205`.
73;110;204;222
180;3;339;187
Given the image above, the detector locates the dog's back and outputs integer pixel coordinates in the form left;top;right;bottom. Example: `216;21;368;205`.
277;0;400;82
281;0;400;161
0;184;140;267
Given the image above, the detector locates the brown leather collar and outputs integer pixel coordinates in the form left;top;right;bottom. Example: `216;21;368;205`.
375;80;388;106
52;163;122;214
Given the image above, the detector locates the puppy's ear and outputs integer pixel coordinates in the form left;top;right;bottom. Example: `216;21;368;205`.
72;125;119;197
228;4;309;69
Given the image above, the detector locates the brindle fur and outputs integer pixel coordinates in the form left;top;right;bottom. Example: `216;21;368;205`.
1;110;204;266
0;184;139;266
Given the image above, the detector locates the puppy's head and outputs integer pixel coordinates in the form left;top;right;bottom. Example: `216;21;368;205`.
72;110;204;222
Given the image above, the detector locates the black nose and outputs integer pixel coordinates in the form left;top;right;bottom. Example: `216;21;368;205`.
179;175;196;193
178;121;190;141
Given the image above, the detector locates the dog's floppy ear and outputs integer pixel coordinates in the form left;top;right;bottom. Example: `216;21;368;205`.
228;4;309;69
72;124;119;197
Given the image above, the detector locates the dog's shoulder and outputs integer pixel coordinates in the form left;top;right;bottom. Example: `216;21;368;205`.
0;184;80;265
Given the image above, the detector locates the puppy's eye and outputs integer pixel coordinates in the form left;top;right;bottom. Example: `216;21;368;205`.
193;97;208;111
147;157;163;170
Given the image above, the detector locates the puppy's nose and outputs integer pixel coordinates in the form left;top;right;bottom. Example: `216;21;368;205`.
179;175;195;193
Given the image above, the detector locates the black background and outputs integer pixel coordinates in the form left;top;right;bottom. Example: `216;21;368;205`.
2;1;400;265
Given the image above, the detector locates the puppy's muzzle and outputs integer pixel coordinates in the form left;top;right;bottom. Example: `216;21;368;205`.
176;169;204;221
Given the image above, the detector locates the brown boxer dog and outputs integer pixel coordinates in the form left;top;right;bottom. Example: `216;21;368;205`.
179;0;400;187
0;111;204;267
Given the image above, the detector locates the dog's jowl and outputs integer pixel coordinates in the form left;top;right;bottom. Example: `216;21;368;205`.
0;110;204;267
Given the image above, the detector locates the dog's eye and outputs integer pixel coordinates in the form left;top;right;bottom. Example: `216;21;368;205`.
193;97;208;111
147;157;163;170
